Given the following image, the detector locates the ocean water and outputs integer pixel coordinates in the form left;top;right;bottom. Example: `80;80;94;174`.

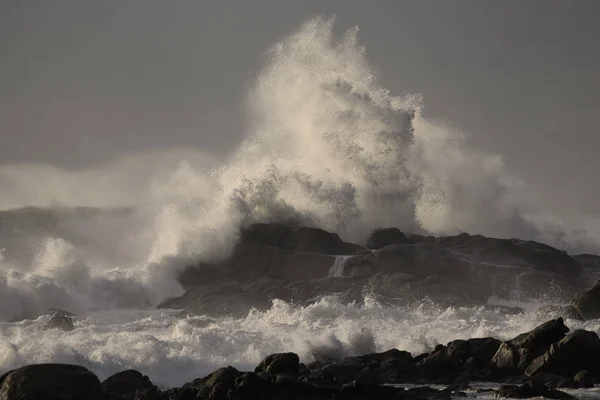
2;16;600;396
2;297;599;389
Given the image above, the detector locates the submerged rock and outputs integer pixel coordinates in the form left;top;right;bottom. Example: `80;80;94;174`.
43;313;74;331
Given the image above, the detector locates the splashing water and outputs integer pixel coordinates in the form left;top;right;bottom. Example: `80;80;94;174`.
0;295;598;388
1;16;600;389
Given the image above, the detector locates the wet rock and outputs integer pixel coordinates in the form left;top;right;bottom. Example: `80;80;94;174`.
366;227;409;249
227;372;273;400
239;223;352;255
525;329;600;378
490;318;569;375
182;366;242;399
255;352;300;377
373;242;472;280
434;234;582;277
573;370;594;388
0;364;103;400
413;338;501;384
43;313;74;331
101;369;159;400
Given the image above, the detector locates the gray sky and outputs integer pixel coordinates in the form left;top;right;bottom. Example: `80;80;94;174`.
1;0;599;213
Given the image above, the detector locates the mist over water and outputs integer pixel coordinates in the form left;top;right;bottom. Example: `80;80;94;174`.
1;16;600;387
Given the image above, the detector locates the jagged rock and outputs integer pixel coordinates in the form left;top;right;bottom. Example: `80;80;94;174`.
240;223;356;255
373;243;472;280
414;338;500;384
0;364;103;400
490;318;569;375
182;366;242;399
434;234;582;277
227;372;273;400
572;280;600;320
366;227;409;250
43;313;74;331
255;352;300;377
101;370;159;399
525;329;600;378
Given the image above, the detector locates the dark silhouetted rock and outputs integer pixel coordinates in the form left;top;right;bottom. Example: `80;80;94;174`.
255;352;300;377
0;364;103;400
525;329;600;378
101;369;159;399
240;223;352;255
366;227;409;250
434;234;582;277
573;370;594;388
182;366;242;399
490;318;569;375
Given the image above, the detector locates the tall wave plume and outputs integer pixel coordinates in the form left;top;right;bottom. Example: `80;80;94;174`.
214;16;529;242
0;16;598;321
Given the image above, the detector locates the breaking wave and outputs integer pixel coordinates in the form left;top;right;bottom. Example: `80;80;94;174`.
1;295;595;388
1;17;600;384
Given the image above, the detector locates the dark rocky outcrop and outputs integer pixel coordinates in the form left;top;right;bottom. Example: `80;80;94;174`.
102;370;160;400
239;223;365;256
366;227;409;249
525;329;600;378
0;364;103;400
167;223;590;318
255;352;300;377
490;318;569;376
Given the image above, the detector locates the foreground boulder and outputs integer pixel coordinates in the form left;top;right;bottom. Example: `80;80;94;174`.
525;329;600;378
490;318;569;376
0;364;103;400
255;352;300;377
101;370;160;400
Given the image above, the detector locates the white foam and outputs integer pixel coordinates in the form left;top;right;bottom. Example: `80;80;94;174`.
1;297;598;389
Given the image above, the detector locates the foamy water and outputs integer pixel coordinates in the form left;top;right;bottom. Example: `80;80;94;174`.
2;296;598;389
